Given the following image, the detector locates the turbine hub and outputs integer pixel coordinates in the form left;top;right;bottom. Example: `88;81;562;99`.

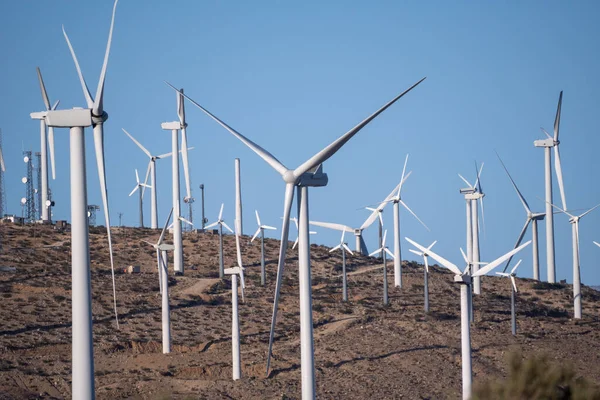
282;170;296;184
91;111;108;125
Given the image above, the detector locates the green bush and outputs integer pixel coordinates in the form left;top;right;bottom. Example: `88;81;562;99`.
473;352;600;400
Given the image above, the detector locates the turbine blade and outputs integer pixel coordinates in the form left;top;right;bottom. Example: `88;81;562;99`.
511;259;522;275
472;241;532;277
360;182;401;230
427;240;437;250
92;0;119;115
218;203;224;220
342;244;353;255
266;183;295;375
204;221;218;229
255;209;261;227
369;248;383;257
156;151;173;159
554;145;567;210
385;248;395;259
553;91;562;142
234;219;243;268
408;249;422;256
458;174;472;188
222;222;234;233
398;154;409;197
511;275;518;293
165;83;288;176
263;225;277;230
495;151;531;214
128;185;138;197
251;227;261;243
399;200;429;231
141;161;151;199
382;229;387;247
309;221;354;232
541;127;553;140
460;247;468;263
158;208;174;245
135;169;140;184
48;127;56;179
593;241;600;248
122;128;152;158
293;237;299;250
239;268;246;302
178;89;192;200
578;202;600;219
502;219;531;272
330;244;342;252
406;237;462;275
93;126;119;327
179;216;193;226
36;67;51;110
293;77;426;178
62;25;94;108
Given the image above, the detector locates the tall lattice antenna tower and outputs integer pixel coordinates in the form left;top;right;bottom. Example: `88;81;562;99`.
0;129;6;217
35;152;42;220
22;151;35;222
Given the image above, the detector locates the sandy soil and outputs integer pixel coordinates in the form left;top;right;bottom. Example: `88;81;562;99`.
0;223;599;399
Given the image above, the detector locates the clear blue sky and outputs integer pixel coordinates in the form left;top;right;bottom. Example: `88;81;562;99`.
1;1;599;284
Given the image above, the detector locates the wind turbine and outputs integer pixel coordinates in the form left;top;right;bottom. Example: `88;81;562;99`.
329;230;353;302
387;154;429;288
30;67;59;223
128;169;151;228
205;203;234;278
458;162;485;294
369;229;394;305
123;128;177;229
496;259;522;336
225;218;246;380
534;91;567;283
548;201;600;319
251;210;277;286
310;180;404;256
45;1;120;398
496;152;545;279
406;237;530;400
290;217;317;249
143;209;174;353
408;240;437;312
161;89;188;274
169;76;425;399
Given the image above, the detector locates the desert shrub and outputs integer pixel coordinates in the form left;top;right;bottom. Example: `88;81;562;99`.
473;352;600;400
532;282;566;291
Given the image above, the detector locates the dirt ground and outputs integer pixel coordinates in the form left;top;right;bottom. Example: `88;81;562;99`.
0;223;599;399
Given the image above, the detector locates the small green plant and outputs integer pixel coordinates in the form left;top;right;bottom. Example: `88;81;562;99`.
473;352;600;400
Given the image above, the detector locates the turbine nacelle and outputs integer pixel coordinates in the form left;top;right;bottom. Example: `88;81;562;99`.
533;137;556;147
30;111;47;120
161;121;184;131
453;274;471;284
45;108;93;128
459;187;476;195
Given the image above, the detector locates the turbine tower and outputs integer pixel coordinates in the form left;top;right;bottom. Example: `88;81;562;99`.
533;91;566;283
169;76;425;399
46;1;121;397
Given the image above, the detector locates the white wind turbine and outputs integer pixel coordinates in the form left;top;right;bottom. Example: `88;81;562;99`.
123;128;177;229
290;217;317;249
143;209;174;353
30;67;59;223
496;259;522;336
329;230;353;302
178;88;193;205
161;89;190;274
458;162;485;294
496;152;545;280
128;169;151;228
406;237;531;400
251;210;277;286
225;218;246;380
310;179;404;256
548;201;600;319
369;229;394;305
534;91;567;283
387;154;429;288
205;203;234;278
408;240;437;312
45;1;120;398
169;76;425;399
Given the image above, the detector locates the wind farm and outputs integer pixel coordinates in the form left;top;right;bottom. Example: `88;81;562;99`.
0;1;600;399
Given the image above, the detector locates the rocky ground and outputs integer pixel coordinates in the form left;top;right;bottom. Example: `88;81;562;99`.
0;223;599;399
